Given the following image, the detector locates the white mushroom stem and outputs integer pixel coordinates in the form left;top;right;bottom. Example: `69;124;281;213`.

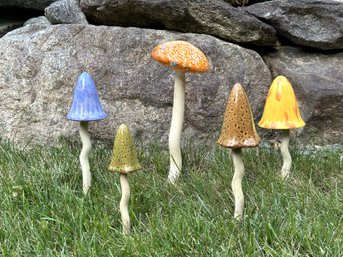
79;121;92;195
119;174;130;234
168;70;185;183
231;148;245;219
280;129;292;179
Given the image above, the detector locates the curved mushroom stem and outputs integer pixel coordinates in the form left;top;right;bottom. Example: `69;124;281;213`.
168;70;185;183
280;129;291;179
119;174;130;234
79;121;92;195
231;148;245;219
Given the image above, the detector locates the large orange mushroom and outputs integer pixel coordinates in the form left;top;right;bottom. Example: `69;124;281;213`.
258;75;305;178
152;41;209;183
217;83;260;219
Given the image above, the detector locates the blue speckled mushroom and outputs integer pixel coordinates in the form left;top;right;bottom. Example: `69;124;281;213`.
67;72;107;121
67;72;107;195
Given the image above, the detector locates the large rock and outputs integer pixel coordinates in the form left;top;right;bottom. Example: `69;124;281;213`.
0;0;57;10
263;47;343;144
45;0;88;24
0;24;271;147
80;0;277;46
246;0;343;50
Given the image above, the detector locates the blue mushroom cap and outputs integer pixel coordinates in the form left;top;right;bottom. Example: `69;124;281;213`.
67;72;107;121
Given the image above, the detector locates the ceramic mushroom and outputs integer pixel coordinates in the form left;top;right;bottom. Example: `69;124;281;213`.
108;124;142;234
258;75;305;179
217;83;260;219
67;72;107;194
151;40;210;183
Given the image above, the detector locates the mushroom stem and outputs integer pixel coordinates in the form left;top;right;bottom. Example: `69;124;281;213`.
168;70;185;183
280;129;291;179
231;148;245;219
119;174;130;234
79;121;92;194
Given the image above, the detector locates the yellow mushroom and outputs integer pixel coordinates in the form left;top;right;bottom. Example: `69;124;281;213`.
258;75;305;129
258;75;305;179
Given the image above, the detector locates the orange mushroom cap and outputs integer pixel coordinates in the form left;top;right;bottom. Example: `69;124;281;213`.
217;83;260;149
151;40;210;73
258;76;305;129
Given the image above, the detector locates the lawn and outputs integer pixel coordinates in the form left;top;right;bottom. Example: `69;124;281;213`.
0;139;342;256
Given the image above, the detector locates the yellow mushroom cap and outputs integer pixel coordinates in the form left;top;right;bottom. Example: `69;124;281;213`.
258;76;305;129
108;124;142;174
217;83;260;149
151;40;210;73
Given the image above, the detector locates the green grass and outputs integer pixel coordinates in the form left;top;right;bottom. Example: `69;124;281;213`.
0;139;342;256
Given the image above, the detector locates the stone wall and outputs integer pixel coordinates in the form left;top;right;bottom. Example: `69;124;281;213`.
0;0;342;146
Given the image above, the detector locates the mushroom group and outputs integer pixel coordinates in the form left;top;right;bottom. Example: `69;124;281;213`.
217;83;260;219
151;40;210;183
108;124;142;234
258;75;305;179
67;72;107;194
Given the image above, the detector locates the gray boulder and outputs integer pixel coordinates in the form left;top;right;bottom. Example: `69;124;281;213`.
0;0;57;10
246;0;343;50
0;24;271;147
263;47;343;144
45;0;88;24
80;0;277;46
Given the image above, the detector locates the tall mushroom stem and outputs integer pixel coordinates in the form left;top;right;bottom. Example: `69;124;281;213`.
168;70;185;183
79;121;92;195
231;148;245;219
119;174;130;234
280;129;291;179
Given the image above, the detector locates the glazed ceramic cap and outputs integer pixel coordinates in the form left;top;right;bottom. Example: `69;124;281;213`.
151;40;210;73
67;72;107;121
258;75;305;129
217;83;260;149
108;124;142;174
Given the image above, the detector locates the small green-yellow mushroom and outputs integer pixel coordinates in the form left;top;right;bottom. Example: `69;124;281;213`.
108;124;141;174
108;124;142;234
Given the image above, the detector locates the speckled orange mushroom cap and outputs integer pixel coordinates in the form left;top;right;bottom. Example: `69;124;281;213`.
108;124;142;175
151;41;210;73
258;76;305;129
217;83;260;149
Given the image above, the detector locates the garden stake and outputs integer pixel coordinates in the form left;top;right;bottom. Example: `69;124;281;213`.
108;124;142;234
217;83;260;219
258;75;305;179
151;40;210;183
67;72;107;194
